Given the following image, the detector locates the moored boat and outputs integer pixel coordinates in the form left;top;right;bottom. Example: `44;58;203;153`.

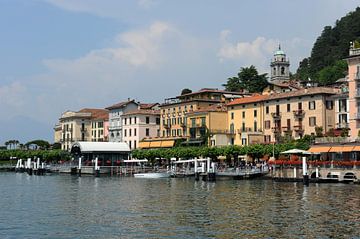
133;172;172;178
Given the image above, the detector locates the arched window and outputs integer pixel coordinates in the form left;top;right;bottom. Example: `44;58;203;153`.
281;67;285;75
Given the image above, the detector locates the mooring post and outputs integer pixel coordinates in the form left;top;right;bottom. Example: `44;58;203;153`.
302;156;309;186
78;156;82;177
94;157;100;177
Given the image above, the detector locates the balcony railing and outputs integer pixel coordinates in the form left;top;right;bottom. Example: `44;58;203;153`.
271;127;281;133
271;112;281;120
337;122;349;128
315;137;351;144
210;129;235;135
293;109;305;118
163;123;170;128
293;125;304;132
237;128;263;134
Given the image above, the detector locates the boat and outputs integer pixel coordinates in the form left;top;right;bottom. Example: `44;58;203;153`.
133;172;172;178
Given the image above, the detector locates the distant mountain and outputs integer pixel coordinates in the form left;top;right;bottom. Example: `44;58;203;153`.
0;116;52;145
296;7;360;85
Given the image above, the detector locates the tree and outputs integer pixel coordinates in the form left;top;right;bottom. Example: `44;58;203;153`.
25;140;51;150
181;88;192;95
223;65;268;93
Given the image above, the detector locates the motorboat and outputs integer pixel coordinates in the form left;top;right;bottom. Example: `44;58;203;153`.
133;171;172;178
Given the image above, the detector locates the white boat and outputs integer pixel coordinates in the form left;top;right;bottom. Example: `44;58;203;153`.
133;172;172;178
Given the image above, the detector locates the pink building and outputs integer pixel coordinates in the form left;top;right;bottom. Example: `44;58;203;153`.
121;108;160;150
346;41;360;139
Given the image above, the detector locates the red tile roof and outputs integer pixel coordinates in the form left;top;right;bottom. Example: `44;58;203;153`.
139;103;158;109
227;95;268;106
187;104;227;114
105;100;137;110
78;108;109;120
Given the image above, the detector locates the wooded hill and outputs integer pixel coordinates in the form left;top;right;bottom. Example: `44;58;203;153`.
296;7;360;85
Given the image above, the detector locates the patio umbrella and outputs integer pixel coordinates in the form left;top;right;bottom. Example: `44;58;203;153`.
280;149;312;155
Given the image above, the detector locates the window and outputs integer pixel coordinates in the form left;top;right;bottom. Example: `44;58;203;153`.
242;122;246;131
309;101;316;110
129;129;132;137
287;104;291;112
191;118;196;127
230;123;235;134
146;128;150;137
254;110;257;117
309;117;316;126
124;129;127;137
241;138;247;145
156;118;160;125
134;140;136;149
326;100;333;110
146;117;150;124
124;118;127;125
129;117;132;124
177;129;181;136
265;120;271;129
98;122;103;128
134;117;137;124
129;141;132;149
231;112;234;120
134;128;137;136
287;119;291;130
254;121;258;131
242;112;245;118
266;106;269;114
201;117;206;126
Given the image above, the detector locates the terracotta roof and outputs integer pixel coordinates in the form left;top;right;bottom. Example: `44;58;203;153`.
122;109;160;116
78;108;109;120
105;100;137;110
227;95;268;106
139;103;158;109
266;87;339;100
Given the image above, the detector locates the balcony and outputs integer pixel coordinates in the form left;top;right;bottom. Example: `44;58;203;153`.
237;128;263;134
210;129;235;135
180;122;186;128
293;109;305;118
271;112;281;120
293;125;304;132
271;127;281;133
337;122;349;129
163;123;170;129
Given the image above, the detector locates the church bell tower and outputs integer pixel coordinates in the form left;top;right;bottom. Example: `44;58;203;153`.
270;45;290;83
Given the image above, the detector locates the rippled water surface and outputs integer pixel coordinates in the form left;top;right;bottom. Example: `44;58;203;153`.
0;173;359;238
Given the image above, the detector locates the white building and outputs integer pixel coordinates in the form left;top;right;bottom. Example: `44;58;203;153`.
106;100;139;142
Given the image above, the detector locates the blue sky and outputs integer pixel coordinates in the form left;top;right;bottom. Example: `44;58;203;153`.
0;0;359;144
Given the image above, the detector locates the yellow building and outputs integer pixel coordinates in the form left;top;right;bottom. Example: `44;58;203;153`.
227;95;267;145
55;108;109;151
159;88;246;139
263;87;338;143
185;104;228;146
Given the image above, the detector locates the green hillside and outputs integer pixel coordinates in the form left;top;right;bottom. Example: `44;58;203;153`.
296;7;360;85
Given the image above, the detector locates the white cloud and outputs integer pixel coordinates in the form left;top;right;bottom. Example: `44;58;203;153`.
137;0;157;9
217;31;311;73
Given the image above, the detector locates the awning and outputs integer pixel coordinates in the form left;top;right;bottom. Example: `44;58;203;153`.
353;146;360;151
161;140;175;148
149;141;161;147
341;146;355;152
138;141;150;148
308;146;331;153
329;146;343;152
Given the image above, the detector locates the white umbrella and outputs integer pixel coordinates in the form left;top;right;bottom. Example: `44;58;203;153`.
280;149;311;155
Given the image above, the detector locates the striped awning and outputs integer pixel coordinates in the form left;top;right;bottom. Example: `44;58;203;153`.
161;140;175;148
329;146;343;153
353;146;360;151
341;146;355;152
138;141;150;148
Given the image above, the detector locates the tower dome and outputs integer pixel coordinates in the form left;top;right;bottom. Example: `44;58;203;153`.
270;44;290;82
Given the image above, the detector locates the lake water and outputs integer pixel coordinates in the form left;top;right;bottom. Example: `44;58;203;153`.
0;172;359;239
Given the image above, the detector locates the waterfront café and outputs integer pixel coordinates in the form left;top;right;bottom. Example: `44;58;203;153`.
70;141;130;166
307;144;360;162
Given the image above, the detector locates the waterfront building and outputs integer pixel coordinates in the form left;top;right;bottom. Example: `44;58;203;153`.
227;95;268;145
106;99;139;142
185;104;228;146
331;90;350;136
122;108;160;150
346;41;360;139
55;108;109;150
270;45;290;83
263;87;338;143
54;124;62;144
159;88;247;139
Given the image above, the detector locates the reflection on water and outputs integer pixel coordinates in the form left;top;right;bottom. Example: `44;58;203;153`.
0;173;359;238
